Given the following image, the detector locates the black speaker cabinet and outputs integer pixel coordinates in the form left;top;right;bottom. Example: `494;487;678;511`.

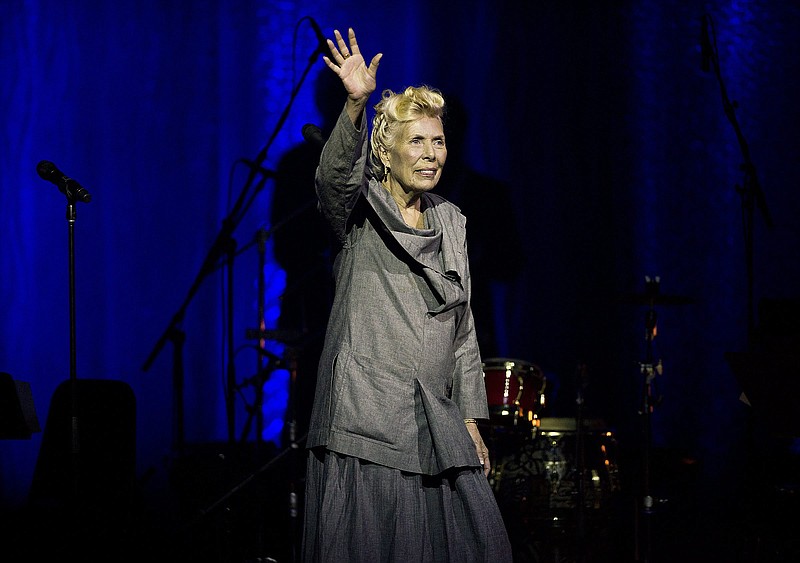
0;372;40;439
26;378;137;559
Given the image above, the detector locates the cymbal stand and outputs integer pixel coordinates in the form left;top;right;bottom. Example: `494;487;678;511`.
285;350;303;562
248;227;272;557
634;277;664;563
573;362;589;559
237;228;272;447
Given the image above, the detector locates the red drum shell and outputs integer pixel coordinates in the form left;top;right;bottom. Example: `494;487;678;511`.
482;358;546;422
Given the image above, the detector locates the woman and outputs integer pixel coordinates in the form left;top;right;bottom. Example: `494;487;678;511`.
302;27;512;562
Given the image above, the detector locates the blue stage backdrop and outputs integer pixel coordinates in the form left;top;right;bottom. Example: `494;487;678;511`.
2;0;799;528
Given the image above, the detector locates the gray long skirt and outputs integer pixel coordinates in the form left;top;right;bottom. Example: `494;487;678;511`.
302;448;512;562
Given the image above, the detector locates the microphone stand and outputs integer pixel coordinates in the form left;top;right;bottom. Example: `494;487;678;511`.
702;13;773;346
140;164;271;449
58;184;91;554
704;14;775;555
66;196;80;502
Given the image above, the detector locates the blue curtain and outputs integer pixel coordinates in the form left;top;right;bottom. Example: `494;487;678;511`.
2;2;800;549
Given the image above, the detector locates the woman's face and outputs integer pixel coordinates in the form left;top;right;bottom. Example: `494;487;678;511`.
382;116;447;194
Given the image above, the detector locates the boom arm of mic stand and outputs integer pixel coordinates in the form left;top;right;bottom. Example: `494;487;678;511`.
706;16;773;230
247;30;325;179
142;155;277;373
141;215;239;372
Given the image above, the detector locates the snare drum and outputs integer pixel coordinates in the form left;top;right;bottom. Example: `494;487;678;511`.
482;358;546;425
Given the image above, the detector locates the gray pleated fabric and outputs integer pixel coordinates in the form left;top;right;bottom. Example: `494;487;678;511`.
302;449;513;562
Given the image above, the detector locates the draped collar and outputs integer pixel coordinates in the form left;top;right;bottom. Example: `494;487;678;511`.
365;180;467;314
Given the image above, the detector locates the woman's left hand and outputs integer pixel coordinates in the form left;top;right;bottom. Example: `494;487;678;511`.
465;421;491;477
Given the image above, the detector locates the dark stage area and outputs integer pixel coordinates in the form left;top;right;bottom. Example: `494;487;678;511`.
3;406;799;562
5;336;800;563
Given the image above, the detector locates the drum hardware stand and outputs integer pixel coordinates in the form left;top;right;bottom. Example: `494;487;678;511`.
634;276;664;563
573;361;589;560
237;349;285;443
285;350;303;563
243;227;311;562
177;432;307;546
239;223;311;560
238;228;276;448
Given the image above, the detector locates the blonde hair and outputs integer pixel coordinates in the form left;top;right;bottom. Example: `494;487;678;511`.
370;86;446;164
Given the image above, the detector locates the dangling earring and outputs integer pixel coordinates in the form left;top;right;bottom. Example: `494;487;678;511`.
380;147;390;181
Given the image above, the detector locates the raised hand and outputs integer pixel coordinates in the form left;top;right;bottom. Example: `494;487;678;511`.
323;28;382;109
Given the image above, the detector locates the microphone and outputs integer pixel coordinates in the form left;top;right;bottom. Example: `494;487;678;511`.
302;123;326;148
307;17;328;54
700;14;712;73
36;160;92;203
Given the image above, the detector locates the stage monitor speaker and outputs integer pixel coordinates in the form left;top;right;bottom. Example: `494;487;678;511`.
727;297;800;437
727;350;800;437
0;372;40;439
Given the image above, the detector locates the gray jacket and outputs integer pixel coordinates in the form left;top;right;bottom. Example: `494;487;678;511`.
305;107;488;475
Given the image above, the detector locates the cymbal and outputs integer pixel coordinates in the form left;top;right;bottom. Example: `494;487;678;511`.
244;327;306;343
618;293;695;306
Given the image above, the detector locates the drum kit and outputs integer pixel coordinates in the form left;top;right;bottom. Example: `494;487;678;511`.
480;358;621;529
482;278;695;561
